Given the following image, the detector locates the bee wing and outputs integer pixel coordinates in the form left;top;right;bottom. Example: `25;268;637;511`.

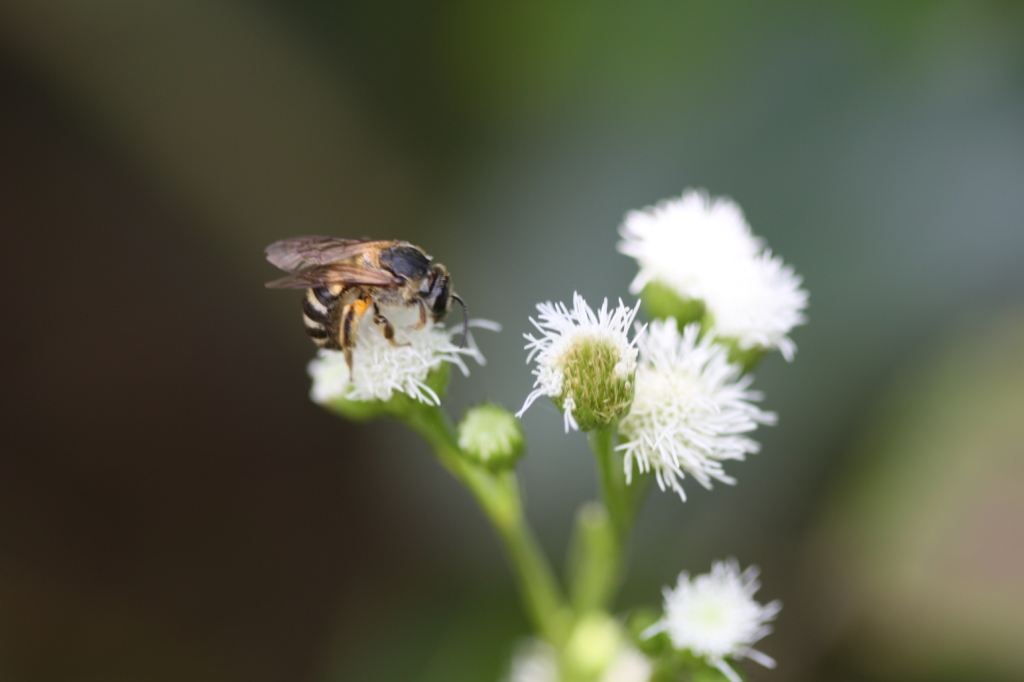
264;263;402;289
264;236;392;273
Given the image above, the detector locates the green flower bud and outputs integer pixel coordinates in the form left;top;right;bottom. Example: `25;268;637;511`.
457;403;525;469
563;611;623;680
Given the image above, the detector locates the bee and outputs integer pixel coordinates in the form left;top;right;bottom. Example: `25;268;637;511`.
264;237;468;372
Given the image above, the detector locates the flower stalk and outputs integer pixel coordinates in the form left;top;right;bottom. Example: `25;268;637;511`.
394;400;572;645
589;426;630;539
573;426;654;614
566;503;617;613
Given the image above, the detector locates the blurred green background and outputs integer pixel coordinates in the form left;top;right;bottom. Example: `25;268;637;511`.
1;2;1023;681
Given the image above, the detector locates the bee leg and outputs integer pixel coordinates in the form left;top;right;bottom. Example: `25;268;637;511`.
341;294;373;375
373;304;410;347
413;299;428;330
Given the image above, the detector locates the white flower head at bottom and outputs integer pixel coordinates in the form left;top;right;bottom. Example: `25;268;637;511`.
308;307;495;406
617;319;776;500
517;293;642;432
505;639;652;682
644;559;781;682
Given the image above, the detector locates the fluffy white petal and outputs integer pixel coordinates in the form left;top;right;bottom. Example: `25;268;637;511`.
308;307;489;405
617;319;775;500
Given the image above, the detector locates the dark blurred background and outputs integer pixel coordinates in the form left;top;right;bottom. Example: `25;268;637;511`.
1;2;1023;681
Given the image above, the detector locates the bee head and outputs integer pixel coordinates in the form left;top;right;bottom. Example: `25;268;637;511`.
425;264;452;320
426;264;468;347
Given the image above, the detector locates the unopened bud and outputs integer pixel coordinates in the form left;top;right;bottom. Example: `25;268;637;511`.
563;611;623;680
457;403;525;469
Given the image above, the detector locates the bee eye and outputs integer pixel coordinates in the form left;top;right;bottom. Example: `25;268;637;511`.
431;284;450;316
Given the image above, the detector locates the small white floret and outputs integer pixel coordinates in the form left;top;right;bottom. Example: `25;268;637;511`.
617;319;775;500
308;308;493;406
618;190;807;360
644;559;781;682
517;293;642;432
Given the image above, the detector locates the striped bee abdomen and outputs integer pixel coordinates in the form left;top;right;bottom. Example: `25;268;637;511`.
302;286;344;349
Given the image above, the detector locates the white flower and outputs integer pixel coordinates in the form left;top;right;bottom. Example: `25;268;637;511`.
506;639;651;682
617;320;775;500
618;189;807;360
308;307;494;405
517;293;642;432
644;559;781;682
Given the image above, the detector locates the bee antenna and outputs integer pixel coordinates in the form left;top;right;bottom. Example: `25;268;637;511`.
452;294;469;348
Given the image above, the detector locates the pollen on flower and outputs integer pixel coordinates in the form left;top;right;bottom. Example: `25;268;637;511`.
308;308;490;406
618;189;808;360
517;293;642;432
617;319;775;500
643;559;781;682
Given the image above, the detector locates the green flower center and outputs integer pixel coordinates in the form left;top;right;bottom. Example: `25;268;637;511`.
557;336;635;431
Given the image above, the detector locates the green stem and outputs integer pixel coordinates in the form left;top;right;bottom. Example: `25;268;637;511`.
566;502;618;612
625;466;653;525
398;402;571;645
573;426;653;612
589;427;629;538
570;426;628;613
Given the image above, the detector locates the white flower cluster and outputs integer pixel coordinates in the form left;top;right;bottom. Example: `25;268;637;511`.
644;559;781;682
618;189;807;360
507;189;795;679
617;320;776;500
309;308;493;406
518;307;773;499
518;190;804;498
